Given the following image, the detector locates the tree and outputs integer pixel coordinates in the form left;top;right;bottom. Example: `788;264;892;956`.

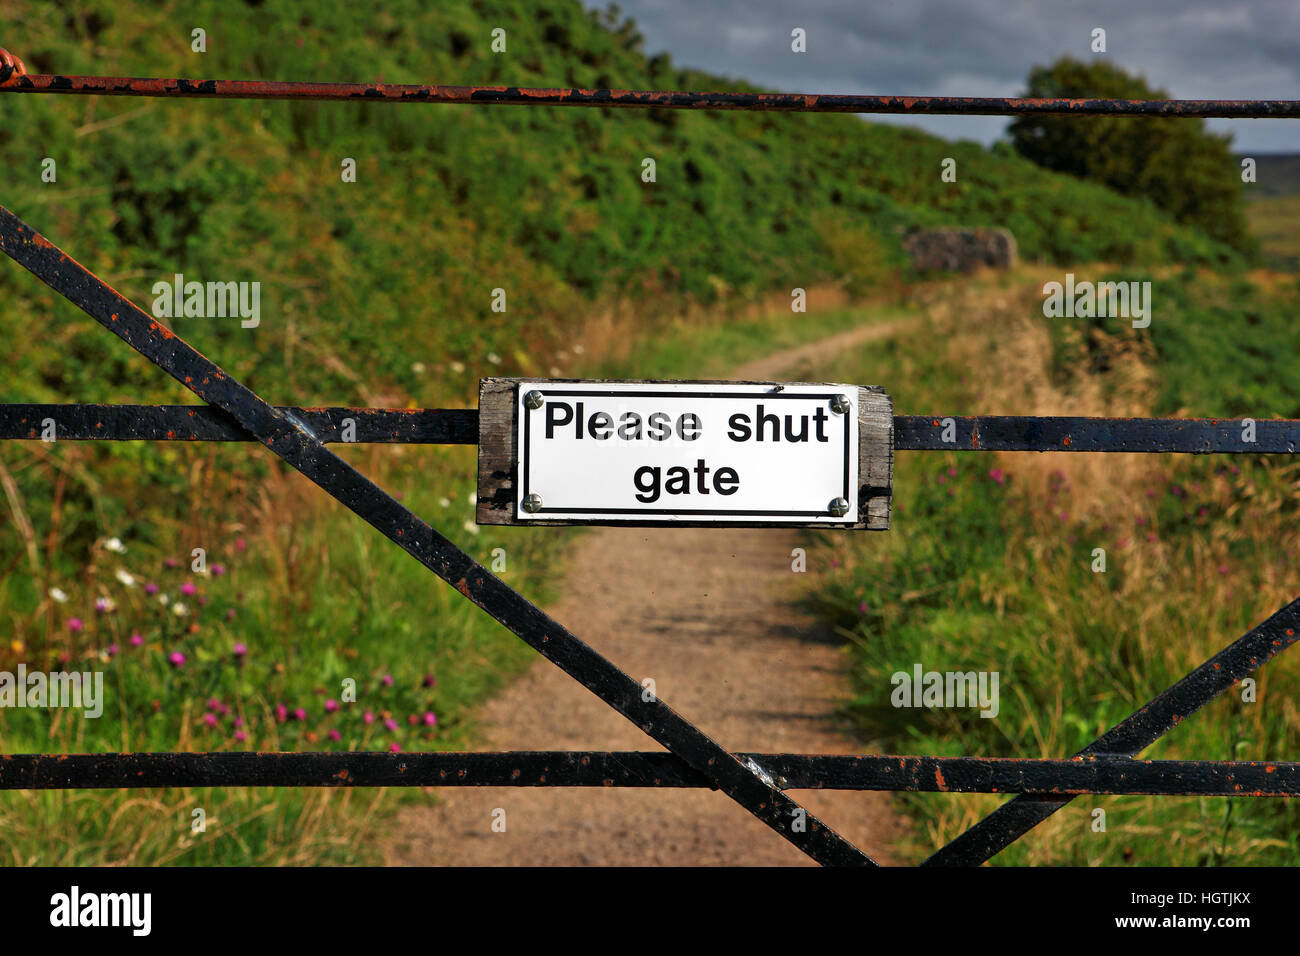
1009;58;1253;253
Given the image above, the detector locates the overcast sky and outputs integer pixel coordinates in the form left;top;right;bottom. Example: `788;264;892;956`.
587;0;1300;152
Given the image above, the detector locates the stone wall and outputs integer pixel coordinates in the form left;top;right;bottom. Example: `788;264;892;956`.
902;228;1018;273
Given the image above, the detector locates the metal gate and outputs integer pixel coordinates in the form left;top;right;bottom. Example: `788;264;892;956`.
1;53;1298;867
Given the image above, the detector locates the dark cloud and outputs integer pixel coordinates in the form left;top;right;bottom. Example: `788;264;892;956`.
589;0;1300;151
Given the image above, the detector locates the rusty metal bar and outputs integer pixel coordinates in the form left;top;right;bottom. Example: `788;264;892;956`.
5;405;1299;454
3;73;1300;117
3;751;1298;795
0;403;477;444
0;204;873;868
895;415;1300;454
924;595;1300;866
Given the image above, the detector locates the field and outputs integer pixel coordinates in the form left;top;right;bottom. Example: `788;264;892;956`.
0;0;1296;866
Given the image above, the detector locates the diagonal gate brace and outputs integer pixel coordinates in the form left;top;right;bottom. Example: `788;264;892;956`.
0;204;875;866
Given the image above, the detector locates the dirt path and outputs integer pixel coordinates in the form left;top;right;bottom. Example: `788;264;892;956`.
384;315;914;865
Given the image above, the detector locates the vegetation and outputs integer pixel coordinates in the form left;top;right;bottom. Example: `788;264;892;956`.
1010;57;1255;254
0;0;1289;865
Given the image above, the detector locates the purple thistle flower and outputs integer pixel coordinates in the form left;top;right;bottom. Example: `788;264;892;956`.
203;713;218;727
389;743;401;753
68;617;84;633
180;581;197;597
168;651;186;668
211;563;226;576
129;632;144;647
145;582;159;595
384;717;399;732
363;711;375;725
328;729;342;742
234;730;247;743
325;699;338;713
381;673;394;687
423;711;437;727
107;643;120;657
422;675;436;688
232;642;247;657
275;704;288;723
293;707;307;722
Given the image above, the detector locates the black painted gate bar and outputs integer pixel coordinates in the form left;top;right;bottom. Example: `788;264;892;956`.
2;57;1298;867
0;204;872;867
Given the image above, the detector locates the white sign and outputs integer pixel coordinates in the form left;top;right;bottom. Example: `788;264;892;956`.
514;382;859;523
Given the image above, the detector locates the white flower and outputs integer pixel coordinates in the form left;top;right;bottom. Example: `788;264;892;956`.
486;352;502;366
438;496;451;508
172;602;189;617
549;367;562;377
467;491;476;505
572;344;585;355
449;361;466;374
410;361;426;374
158;593;170;606
462;520;480;535
115;569;136;588
49;587;68;603
103;537;127;554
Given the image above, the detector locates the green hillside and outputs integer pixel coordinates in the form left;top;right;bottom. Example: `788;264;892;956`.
0;0;1263;865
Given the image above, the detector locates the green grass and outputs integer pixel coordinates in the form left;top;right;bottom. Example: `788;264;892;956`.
1246;195;1300;272
803;273;1300;866
0;0;1267;866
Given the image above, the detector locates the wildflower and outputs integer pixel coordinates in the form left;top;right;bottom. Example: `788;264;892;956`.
294;707;307;722
233;642;247;657
463;520;480;535
1218;564;1230;575
180;581;197;597
438;496;452;508
947;466;957;478
572;344;585;355
168;651;186;668
467;491;476;505
49;587;68;603
389;743;401;753
234;730;247;743
106;643;119;657
68;618;84;633
129;633;144;647
211;564;226;577
164;556;180;568
275;704;288;723
10;639;24;655
235;537;246;553
145;582;159;595
449;361;466;374
936;473;946;485
858;601;868;613
95;597;115;614
328;729;342;742
158;593;170;606
325;699;338;713
172;602;189;617
411;362;426;374
115;569;136;588
207;697;221;711
407;714;418;726
103;537;128;554
363;711;375;725
226;608;236;621
989;468;1006;485
422;712;437;727
234;718;245;728
203;713;218;727
422;675;436;689
381;673;394;687
384;717;399;732
486;352;502;365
